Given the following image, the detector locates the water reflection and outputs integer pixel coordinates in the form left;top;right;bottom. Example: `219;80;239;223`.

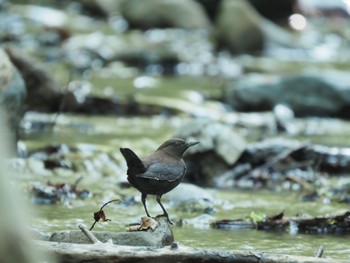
175;224;350;258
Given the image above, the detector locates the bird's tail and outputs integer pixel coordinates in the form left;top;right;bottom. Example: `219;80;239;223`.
119;148;146;175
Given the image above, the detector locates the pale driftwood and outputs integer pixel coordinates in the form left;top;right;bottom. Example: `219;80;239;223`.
36;240;346;263
315;244;324;258
78;224;101;244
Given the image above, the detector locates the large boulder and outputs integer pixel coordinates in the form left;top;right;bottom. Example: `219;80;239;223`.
176;119;246;187
0;48;26;149
119;0;211;30
6;48;76;113
166;183;215;213
215;0;265;54
225;71;350;118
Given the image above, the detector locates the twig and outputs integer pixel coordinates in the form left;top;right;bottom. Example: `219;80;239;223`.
50;70;73;129
315;244;324;258
72;176;83;190
78;224;101;244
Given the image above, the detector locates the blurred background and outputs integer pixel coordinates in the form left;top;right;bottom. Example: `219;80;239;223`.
1;0;350;260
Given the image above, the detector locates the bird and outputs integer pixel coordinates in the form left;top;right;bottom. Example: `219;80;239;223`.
120;138;199;223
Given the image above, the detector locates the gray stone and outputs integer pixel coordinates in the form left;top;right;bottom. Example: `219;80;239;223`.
0;48;26;149
166;183;215;213
178;119;246;164
6;48;75;113
49;216;174;247
215;0;264;54
176;119;246;187
225;70;350;118
119;0;211;30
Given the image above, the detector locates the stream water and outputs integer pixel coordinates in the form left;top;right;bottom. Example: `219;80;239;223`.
20;112;350;260
4;1;350;260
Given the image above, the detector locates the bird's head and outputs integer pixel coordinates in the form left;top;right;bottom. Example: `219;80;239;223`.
157;138;199;157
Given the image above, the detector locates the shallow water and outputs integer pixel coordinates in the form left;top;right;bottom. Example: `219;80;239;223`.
31;186;350;259
4;1;350;260
21;81;350;260
20;113;350;260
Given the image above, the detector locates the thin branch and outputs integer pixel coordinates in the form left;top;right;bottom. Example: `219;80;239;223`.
78;224;101;244
315;244;324;258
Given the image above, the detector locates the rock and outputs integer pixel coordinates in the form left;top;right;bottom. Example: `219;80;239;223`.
216;137;350;189
225;70;350;118
119;0;211;30
215;0;264;54
6;48;78;113
180;214;215;228
166;183;215;213
6;49;126;115
176;119;246;187
50;216;174;247
0;48;26;150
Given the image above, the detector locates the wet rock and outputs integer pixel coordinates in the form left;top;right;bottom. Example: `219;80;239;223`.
0;48;26;150
216;137;350;189
180;214;215;228
166;183;215;214
31;178;91;205
215;0;264;54
119;0;211;30
50;216;174;247
176;120;246;187
225;70;350;118
6;48;77;113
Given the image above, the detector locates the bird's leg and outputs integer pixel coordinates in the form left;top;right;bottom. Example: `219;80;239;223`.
141;193;151;217
156;195;173;225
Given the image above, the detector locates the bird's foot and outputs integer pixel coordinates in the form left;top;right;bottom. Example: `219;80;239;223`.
155;214;174;225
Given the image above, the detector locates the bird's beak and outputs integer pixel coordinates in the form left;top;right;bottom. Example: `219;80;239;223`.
186;141;199;148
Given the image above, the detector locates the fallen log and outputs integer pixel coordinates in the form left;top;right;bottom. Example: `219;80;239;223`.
36;240;346;263
35;221;347;263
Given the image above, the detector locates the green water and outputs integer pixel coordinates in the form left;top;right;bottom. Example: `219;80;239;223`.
31;186;350;259
20;113;350;260
5;1;350;260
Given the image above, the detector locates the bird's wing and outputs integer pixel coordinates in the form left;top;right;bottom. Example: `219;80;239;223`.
119;148;146;175
136;162;186;182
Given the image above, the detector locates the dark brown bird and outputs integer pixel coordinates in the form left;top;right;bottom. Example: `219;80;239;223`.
120;138;199;222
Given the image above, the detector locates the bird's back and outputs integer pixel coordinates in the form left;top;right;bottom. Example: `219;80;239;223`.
140;151;186;181
120;148;186;195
